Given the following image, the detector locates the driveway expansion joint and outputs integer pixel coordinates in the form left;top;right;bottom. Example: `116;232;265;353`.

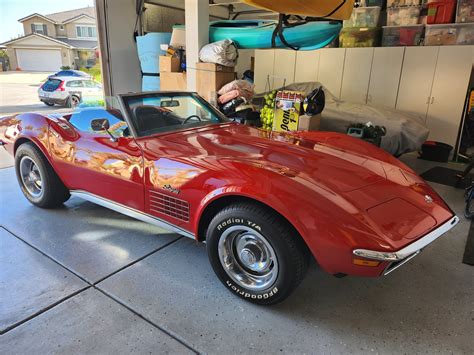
1;226;196;352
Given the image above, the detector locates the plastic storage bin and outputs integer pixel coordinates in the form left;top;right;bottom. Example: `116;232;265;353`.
387;0;422;6
343;6;381;28
425;23;474;45
382;25;424;46
387;6;421;26
339;27;381;47
456;0;474;23
359;0;384;6
427;1;456;24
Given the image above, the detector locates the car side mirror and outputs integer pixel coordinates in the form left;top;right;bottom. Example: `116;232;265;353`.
91;118;110;131
91;118;117;142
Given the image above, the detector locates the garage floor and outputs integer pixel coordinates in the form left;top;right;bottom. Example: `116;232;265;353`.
1;153;473;354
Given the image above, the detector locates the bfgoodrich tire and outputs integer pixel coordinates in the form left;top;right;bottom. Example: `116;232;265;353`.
15;142;70;208
206;202;309;305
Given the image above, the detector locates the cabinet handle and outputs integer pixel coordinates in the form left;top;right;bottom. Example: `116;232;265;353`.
426;96;430;104
431;97;434;104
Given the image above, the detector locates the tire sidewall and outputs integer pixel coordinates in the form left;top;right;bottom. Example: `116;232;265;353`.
15;145;48;205
207;209;294;304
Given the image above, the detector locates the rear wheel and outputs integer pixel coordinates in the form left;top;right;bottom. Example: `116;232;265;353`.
206;203;309;305
68;95;80;108
43;102;54;106
15;142;70;208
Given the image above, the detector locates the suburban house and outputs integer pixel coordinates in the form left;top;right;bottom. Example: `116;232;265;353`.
1;7;98;72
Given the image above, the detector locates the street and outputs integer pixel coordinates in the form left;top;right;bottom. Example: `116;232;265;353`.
0;71;69;116
0;71;71;168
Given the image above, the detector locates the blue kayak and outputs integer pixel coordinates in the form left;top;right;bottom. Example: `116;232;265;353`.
209;20;341;50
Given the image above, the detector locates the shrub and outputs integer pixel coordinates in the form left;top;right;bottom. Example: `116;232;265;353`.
79;64;102;82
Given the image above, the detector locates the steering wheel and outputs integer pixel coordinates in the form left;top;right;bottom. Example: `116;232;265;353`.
182;115;202;125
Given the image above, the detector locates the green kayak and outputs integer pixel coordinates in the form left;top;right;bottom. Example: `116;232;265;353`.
174;20;342;51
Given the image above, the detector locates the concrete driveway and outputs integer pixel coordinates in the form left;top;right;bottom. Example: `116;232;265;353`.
0;153;473;354
0;71;69;116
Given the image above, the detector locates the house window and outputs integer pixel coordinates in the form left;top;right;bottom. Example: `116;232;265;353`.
76;25;96;39
32;23;46;35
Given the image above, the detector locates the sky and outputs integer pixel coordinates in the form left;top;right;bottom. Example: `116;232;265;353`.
0;0;95;43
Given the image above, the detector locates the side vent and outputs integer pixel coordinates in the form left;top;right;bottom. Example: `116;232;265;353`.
148;190;190;222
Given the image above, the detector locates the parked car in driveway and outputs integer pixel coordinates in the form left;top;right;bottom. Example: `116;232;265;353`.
38;77;103;108
48;70;91;79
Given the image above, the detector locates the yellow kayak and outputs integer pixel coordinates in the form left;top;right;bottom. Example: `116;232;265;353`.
242;0;355;20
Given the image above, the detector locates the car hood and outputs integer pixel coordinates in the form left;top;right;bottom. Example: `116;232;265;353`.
163;123;410;193
147;123;453;248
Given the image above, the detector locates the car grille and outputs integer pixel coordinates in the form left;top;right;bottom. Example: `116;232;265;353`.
148;190;190;222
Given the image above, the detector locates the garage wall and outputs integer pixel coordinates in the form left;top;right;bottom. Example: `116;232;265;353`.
96;0;142;95
255;46;474;147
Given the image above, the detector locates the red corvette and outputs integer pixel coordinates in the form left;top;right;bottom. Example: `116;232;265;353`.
0;92;458;304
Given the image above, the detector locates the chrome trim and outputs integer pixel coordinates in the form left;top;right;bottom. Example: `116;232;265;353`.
383;251;421;276
70;190;195;239
353;215;459;262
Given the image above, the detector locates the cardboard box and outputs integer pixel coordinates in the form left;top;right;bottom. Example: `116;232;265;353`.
298;114;321;131
195;62;234;73
160;72;187;91
160;56;180;72
196;62;235;102
272;91;304;132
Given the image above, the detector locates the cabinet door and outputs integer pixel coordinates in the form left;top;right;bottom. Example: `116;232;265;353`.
318;48;346;98
426;46;474;147
340;48;374;104
294;51;320;83
272;49;296;89
367;47;405;108
396;46;439;119
254;49;275;93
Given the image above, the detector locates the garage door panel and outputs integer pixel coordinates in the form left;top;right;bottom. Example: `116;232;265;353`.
16;49;62;72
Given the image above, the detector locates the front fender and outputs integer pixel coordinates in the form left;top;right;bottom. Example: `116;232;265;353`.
193;161;388;277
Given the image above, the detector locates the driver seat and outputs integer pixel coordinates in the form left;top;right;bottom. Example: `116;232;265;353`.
133;105;168;132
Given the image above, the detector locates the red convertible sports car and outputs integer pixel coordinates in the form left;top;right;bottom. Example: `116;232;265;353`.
0;91;459;304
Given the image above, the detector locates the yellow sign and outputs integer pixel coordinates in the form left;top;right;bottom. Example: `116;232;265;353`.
272;91;303;132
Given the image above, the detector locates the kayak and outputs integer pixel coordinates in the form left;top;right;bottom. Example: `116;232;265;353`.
241;0;355;20
173;20;342;51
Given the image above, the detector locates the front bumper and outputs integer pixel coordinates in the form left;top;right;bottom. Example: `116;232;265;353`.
353;215;459;275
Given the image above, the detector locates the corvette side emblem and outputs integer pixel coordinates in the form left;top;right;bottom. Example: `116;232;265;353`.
163;184;180;195
424;195;433;203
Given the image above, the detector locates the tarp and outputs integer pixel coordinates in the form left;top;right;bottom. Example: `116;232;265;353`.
136;32;172;91
242;0;355;20
257;82;429;156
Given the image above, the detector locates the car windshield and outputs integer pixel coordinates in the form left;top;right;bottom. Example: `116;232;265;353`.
121;92;227;137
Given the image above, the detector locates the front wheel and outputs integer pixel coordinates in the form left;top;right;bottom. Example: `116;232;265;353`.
206;203;309;305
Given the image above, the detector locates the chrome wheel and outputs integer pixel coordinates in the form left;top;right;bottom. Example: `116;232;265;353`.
19;156;43;198
218;225;278;291
70;96;80;107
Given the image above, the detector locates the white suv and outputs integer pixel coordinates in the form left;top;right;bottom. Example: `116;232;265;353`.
38;77;103;107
